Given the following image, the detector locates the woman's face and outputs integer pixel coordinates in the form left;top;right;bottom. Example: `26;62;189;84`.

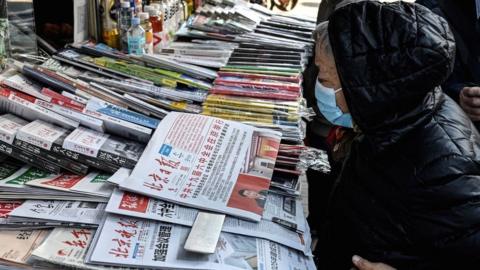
315;43;350;113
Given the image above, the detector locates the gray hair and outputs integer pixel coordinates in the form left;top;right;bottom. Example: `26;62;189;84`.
313;21;333;59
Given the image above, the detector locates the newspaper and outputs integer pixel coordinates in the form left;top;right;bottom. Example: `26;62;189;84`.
26;172;114;198
106;167;131;186
31;227;109;270
0;164;110;202
262;192;306;232
34;99;105;132
86;214;316;270
108;168;305;229
0;200;22;225
2;74;52;102
0;165;55;191
9;200;106;225
121;112;282;221
0;229;50;266
0;200;82;230
0;88;80;130
105;189;311;255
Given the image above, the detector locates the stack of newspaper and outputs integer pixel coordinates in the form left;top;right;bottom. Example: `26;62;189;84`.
86;112;316;269
0;159;113;202
0;112;316;270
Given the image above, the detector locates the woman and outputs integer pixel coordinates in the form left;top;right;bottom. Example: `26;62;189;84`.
314;1;480;269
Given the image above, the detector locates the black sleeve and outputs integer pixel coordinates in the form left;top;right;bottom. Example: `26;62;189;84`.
442;54;467;102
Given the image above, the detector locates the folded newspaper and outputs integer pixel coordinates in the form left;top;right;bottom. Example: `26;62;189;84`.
120;112;281;221
9;200;106;225
0;200;81;230
26;172;114;198
0;229;49;267
0;163;109;202
31;227;108;270
86;214;316;270
105;189;311;255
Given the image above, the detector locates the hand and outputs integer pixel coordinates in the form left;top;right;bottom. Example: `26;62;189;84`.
460;87;480;121
352;255;396;270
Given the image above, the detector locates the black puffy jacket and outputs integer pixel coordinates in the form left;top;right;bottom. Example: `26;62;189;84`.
320;1;480;269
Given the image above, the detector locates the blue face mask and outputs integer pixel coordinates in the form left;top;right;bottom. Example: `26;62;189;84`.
315;80;353;128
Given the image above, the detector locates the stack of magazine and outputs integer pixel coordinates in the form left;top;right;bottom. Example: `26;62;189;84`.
178;3;315;142
0;1;323;269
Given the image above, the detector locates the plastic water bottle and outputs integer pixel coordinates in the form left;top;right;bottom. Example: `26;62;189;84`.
127;17;145;55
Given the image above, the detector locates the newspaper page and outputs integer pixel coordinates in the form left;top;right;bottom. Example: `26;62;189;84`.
9;200;106;225
0;229;50;266
0;165;55;191
227;128;281;219
0;200;78;230
121;112;267;221
0;88;80;130
31;227;110;270
26;172;114;198
105;189;311;255
3;74;52;102
262;193;306;233
70;172;114;197
0;164;102;201
87;214;315;270
106;168;131;186
0;200;22;225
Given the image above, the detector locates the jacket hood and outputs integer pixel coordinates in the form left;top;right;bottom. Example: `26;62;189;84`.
328;1;455;151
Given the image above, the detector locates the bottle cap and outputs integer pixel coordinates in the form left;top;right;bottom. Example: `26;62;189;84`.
121;1;131;8
131;17;141;25
138;12;149;20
